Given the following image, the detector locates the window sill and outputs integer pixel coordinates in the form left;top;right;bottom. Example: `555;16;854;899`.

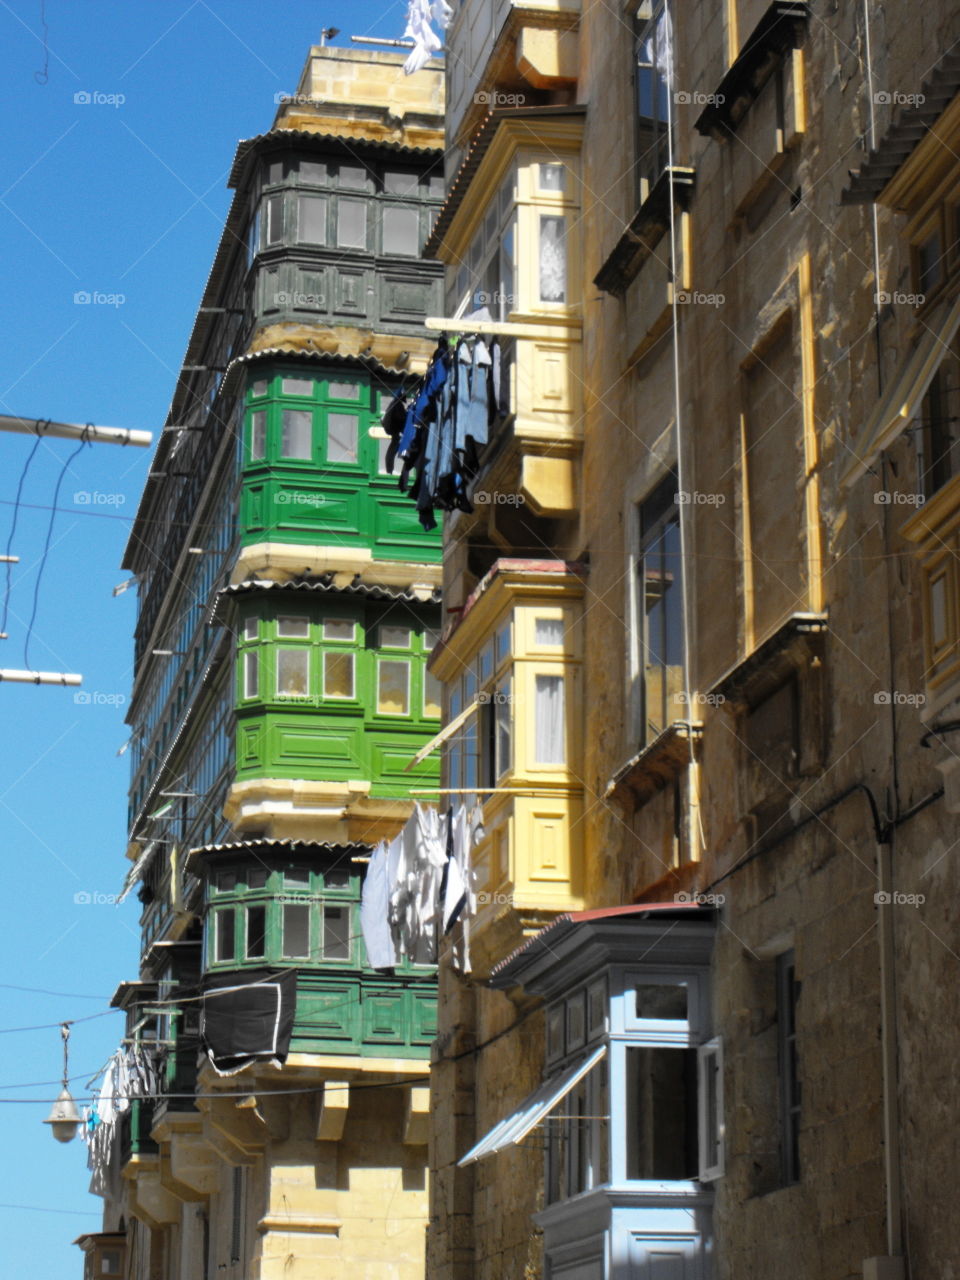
695;1;810;140
593;167;695;298
604;721;704;809
707;611;827;710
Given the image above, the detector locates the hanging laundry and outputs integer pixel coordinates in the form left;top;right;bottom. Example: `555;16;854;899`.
360;840;397;970
402;0;443;76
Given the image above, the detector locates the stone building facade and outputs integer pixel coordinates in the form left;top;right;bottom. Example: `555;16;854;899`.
425;2;960;1279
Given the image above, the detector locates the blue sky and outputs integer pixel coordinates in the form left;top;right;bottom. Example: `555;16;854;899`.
0;2;413;1273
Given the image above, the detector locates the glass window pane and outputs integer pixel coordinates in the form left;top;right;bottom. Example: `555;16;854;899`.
282;903;310;958
281;409;312;459
377;436;391;473
215;909;236;962
282;377;314;397
428;172;445;198
478;641;494;684
264;194;284;246
250;411;266;461
246;905;266;958
243;617;258;642
534;674;565;764
535;617;565;646
265;158;284;185
337;198;368;248
626;1047;699;1179
381;625;411;648
378;660;410;715
297;194;327;244
328;380;361;400
327;413;358;462
496;676;512;775
217;871;237;892
636;984;688;1020
324;651;355;698
298;158;325;185
540;162;566;191
384;170;419;195
277;615;309;637
243;651;259;699
325;867;351;890
383;205;420;255
495;621;511;667
539;215;567;302
323;906;351;960
277;648;309;698
247;867;268;889
323;618;355;642
338;164;367;190
285;867;310;886
251;378;268;397
424;669;442;719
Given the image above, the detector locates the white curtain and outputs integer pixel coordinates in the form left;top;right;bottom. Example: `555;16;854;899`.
535;674;565;764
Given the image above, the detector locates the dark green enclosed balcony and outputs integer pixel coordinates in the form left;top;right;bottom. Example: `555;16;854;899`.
238;363;442;567
192;840;437;1060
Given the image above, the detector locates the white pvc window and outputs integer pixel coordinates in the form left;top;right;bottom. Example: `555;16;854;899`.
698;1038;725;1181
534;674;565;764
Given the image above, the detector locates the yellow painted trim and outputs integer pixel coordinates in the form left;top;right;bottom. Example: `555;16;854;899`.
798;253;823;613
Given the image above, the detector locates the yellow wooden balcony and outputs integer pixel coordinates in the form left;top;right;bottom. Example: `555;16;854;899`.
429;559;586;971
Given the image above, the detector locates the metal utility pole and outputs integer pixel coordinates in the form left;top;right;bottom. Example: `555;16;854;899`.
0;413;154;688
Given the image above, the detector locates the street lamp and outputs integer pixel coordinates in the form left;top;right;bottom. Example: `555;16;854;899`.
43;1023;81;1144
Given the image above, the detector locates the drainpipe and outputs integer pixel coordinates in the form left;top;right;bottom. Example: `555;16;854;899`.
875;836;904;1273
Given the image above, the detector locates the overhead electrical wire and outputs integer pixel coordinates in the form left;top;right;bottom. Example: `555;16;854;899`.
0;429;43;638
23;432;91;669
